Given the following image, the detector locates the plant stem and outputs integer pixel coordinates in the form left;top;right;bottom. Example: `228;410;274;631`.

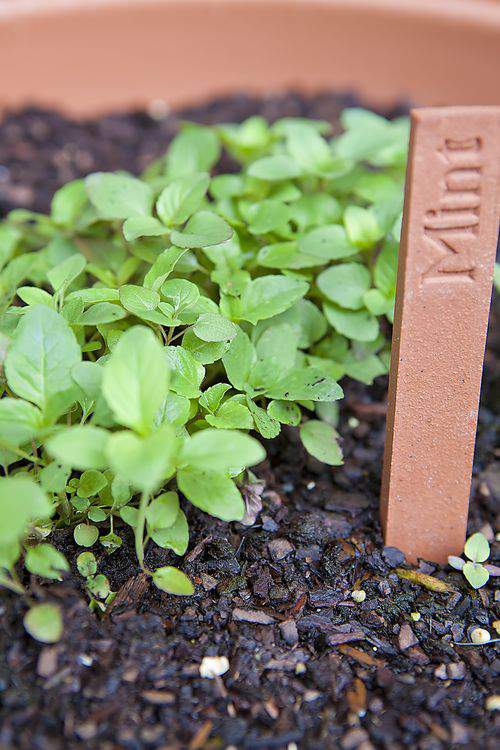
135;490;149;571
0;440;45;466
0;572;25;595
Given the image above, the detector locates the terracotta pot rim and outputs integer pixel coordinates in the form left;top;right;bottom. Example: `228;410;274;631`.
2;0;500;27
1;0;499;115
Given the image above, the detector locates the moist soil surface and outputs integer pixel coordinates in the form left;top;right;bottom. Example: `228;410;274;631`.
0;92;499;750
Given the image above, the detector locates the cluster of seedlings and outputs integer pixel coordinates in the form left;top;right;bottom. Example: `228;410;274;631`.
0;109;496;642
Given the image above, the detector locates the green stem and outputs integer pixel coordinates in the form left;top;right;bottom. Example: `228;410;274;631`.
135;490;149;571
0;440;45;466
0;572;25;595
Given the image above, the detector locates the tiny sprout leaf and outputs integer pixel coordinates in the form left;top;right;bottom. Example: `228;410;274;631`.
464;532;490;563
74;524;99;548
24;603;63;644
462;561;490;590
25;544;70;580
152;566;194;595
77;551;97;577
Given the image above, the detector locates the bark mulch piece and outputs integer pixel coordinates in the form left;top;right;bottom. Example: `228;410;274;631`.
0;92;498;750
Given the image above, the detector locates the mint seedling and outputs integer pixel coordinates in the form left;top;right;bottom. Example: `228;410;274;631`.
448;532;495;589
0;111;411;640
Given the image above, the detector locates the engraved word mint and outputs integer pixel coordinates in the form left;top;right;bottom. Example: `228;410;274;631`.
423;136;482;282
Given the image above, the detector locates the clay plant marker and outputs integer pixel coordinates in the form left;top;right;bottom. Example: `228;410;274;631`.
381;106;500;564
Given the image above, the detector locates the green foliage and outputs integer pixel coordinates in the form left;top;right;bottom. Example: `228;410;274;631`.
0;110;410;636
448;532;493;589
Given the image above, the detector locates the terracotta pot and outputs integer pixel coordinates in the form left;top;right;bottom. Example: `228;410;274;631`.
0;0;499;115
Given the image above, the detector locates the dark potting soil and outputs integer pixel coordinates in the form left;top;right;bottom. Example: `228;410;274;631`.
0;92;499;750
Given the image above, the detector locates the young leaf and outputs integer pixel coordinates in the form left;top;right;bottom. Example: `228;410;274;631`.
248;154;302;181
300;420;343;466
47;254;86;294
317;263;371;310
178;467;245;521
152;566;194;595
193;313;238;343
238;276;309;325
151;509;189;556
156;172;210;226
222;329;256;391
323;303;379;342
0;476;53;547
74;524;99;547
142;246;188;291
464;532;490;563
106;424;178;492
77;551;97;577
85;172;153;220
146;491;180;531
165;124;220;179
180;428;265;473
25;544;69;580
0;398;43;446
164;346;205;398
47;426;110;470
102;326;169;435
24;603;63;644
170;210;233;249
462;561;490;589
5;305;81;419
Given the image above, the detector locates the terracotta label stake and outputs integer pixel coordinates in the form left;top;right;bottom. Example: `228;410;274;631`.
381;106;500;564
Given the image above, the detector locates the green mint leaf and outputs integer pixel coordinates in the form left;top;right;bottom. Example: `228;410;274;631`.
47;253;86;294
143;246;188;292
205;398;253;430
248;154;302;181
317;262;371;310
123;216;166;241
151;509;189;556
0;476;52;546
152;565;194;595
146;491;180;531
193;312;238;343
238;275;309;325
265;366;343;402
156;172;210;226
222;329;256;390
267;400;301;426
165;124;220;179
344;205;384;249
76;551;97;577
170;210;233;249
24;603;63;644
102;326;169;435
25;544;69;580
246;397;280;439
73;523;99;548
464;532;490;563
323;303;380;342
5;305;81;419
462;561;490;589
178;467;245;521
0;398;42;446
300;420;343;466
180;428;265;473
298;225;358;262
164;346;205;398
46;425;110;470
106;424;178;492
85;172;153;220
51;179;88;227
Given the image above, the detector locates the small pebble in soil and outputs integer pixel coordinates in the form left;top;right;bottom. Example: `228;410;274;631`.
470;627;491;644
351;589;366;603
199;655;230;678
485;695;500;711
